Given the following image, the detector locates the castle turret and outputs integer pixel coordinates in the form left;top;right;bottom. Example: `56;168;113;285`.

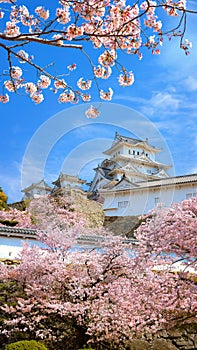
89;132;170;193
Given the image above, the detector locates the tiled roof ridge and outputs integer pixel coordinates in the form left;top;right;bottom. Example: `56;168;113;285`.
137;173;197;185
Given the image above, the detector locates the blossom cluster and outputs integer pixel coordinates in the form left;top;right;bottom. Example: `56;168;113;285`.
85;105;100;118
35;6;49;20
94;65;112;79
100;87;113;100
118;71;134;86
0;207;35;228
58;90;75;103
0;0;192;113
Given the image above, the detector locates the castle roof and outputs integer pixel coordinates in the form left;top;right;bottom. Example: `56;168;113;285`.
103;132;161;155
99;173;197;193
21;179;52;193
52;172;86;185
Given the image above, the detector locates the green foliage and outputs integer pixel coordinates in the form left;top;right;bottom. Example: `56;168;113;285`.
0;219;18;226
0;280;25;347
8;201;27;211
0;281;25;307
4;340;48;350
0;187;8;210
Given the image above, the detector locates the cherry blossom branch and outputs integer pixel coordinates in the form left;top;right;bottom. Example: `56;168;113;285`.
0;0;196;114
0;33;83;49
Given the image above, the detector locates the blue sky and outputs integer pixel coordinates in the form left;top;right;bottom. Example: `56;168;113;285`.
0;1;197;203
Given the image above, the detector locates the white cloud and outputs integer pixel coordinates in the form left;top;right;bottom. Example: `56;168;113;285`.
150;92;180;109
0;173;22;203
116;90;181;117
184;76;197;91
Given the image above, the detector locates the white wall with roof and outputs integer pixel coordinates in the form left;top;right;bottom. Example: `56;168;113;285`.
0;236;46;259
102;181;197;216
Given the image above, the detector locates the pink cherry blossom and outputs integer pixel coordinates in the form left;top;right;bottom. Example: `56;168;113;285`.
85;105;100;118
77;77;92;90
17;49;30;63
56;7;70;24
4;80;16;92
118;71;134;86
4;21;20;36
0;207;35;228
67;24;84;39
54;79;67;89
10;66;22;79
25;82;37;95
0;0;194;107
184;38;192;48
38;75;51;89
82;93;91;102
35;6;49;20
67;63;77;71
30;92;44;104
100;87;113;100
0;93;9;103
19;5;29;17
98;50;117;67
58;90;75;103
94;65;112;79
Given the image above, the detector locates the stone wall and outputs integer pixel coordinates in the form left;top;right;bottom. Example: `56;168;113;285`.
73;195;105;228
103;215;140;236
128;323;197;350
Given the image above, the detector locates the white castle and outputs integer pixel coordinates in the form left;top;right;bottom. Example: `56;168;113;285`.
22;132;197;216
89;132;197;215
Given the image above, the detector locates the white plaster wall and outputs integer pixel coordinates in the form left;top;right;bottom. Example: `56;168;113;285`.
171;184;196;203
33;189;49;197
61;180;73;187
0;237;46;259
103;183;197;216
124;145;156;162
122;145;128;155
59;179;83;188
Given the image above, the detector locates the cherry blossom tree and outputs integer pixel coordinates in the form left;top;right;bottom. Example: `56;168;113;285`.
0;193;86;230
0;206;35;227
135;194;197;271
29;194;87;229
0;195;196;349
0;1;196;117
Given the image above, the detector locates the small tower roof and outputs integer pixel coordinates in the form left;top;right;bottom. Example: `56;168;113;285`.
52;172;86;186
21;179;52;193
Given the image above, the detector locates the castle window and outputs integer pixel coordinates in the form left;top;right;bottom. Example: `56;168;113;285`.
146;153;148;157
154;197;160;205
133;150;135;155
137;151;139;155
118;201;129;208
186;193;193;199
128;150;131;154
